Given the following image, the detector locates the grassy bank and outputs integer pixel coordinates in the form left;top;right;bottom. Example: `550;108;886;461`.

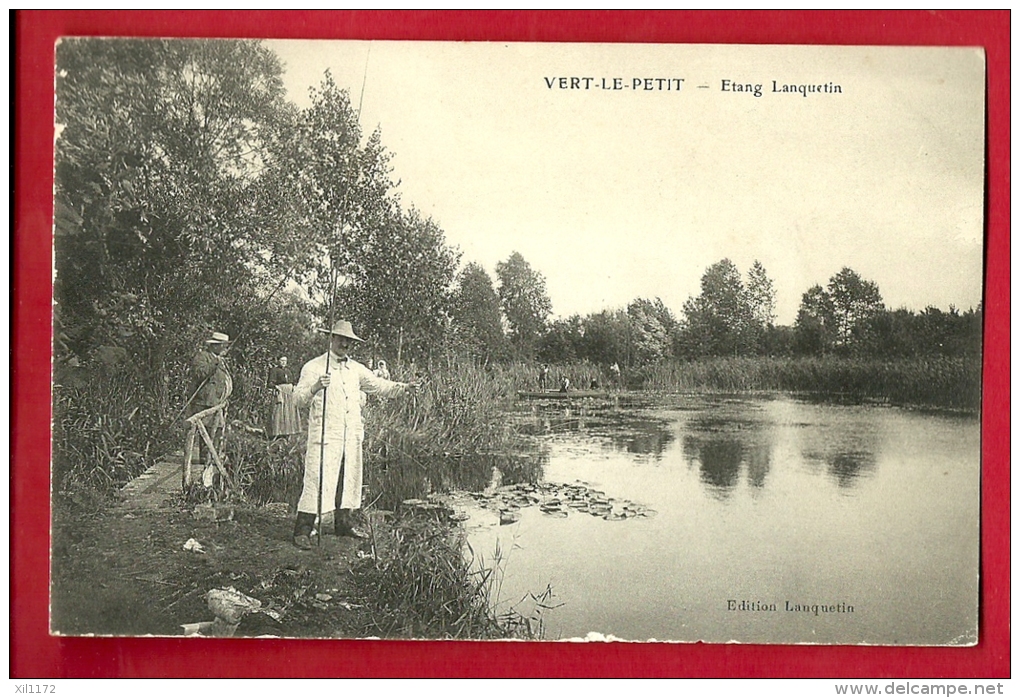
640;356;981;411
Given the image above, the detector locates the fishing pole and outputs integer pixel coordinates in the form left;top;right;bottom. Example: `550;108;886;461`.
316;47;372;545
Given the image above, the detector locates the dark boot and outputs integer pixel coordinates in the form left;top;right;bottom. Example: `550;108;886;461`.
293;512;316;550
335;508;368;539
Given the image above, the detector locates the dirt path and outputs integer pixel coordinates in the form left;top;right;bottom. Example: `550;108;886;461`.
51;460;379;638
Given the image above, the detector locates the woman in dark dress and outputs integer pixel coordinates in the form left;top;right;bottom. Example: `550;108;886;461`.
267;356;301;438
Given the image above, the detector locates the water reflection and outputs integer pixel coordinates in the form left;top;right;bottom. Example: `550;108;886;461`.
515;404;674;460
681;404;774;499
686;436;743;495
799;418;880;489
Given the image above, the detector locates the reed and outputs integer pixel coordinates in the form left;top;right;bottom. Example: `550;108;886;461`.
350;508;549;639
52;365;166;499
363;359;544;510
641;356;981;410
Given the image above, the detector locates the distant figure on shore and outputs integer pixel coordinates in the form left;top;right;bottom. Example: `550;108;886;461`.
539;364;549;390
590;377;599;390
374;359;391;381
610;362;621;388
267;356;301;439
559;376;570;393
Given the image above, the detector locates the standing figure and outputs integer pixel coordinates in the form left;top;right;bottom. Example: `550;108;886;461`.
185;331;232;465
559;376;570;393
610;362;622;389
267;356;301;438
374;359;391;381
539;364;549;390
291;320;416;549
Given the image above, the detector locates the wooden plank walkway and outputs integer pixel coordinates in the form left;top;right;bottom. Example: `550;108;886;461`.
117;451;201;511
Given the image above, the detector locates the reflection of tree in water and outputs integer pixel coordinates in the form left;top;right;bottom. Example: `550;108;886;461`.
688;437;744;496
610;417;675;458
825;451;876;488
682;409;774;497
515;404;676;460
745;443;771;489
801;426;879;489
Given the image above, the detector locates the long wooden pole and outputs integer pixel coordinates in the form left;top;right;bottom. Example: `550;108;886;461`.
315;48;371;545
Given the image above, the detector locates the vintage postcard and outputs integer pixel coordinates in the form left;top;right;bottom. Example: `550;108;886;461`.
50;39;984;645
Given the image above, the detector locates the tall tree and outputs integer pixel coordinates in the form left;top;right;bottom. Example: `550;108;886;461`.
745;261;777;329
450;262;508;363
679;259;755;356
54;38;301;382
794;284;835;355
292;73;460;363
496;252;552;359
538;315;584;363
627;298;675;363
826;267;884;349
335;207;460;363
579;309;632;366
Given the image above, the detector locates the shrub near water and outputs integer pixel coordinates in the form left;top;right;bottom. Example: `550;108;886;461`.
362;360;544;510
351;510;545;639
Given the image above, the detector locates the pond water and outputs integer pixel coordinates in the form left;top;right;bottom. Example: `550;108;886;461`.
461;394;980;645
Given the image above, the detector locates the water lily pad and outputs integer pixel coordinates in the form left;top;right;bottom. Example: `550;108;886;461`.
499;509;521;525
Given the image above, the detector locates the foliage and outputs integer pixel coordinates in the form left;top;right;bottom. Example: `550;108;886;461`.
794;268;885;355
362;360;541;510
627;298;676;364
292;74;461;363
746;260;777;329
678;259;757;357
55;39;300;373
52;365;168;497
827;267;885;348
641;356;980;410
496;252;552;359
351;510;547;639
450;262;509;364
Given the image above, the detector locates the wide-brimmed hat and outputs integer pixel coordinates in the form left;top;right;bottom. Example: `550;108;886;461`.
317;319;363;342
205;331;230;344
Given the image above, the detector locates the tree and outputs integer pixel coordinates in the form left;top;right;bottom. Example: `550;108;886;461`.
678;259;755;357
496;252;552;359
450;263;508;363
578;310;632;366
745;260;777;331
794;284;835;355
826;267;884;349
538;315;584;364
334;207;460;363
291;73;460;364
54;38;302;389
627;298;675;364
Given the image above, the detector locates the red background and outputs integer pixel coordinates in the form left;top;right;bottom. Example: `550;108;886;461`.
12;11;1009;678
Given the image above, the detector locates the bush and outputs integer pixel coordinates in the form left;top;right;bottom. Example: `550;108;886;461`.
53;364;166;496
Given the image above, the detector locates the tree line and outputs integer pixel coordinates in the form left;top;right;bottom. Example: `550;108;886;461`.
54;38;981;406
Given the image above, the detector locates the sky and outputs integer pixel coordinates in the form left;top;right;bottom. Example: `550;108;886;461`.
266;41;985;325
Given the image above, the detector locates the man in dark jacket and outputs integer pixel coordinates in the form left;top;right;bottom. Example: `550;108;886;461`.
186;331;232;465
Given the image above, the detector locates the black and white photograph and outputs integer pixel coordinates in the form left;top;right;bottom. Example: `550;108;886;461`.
50;39;985;645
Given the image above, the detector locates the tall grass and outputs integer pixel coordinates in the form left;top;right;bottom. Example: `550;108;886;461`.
351;508;549;639
363;360;544;510
641;356;981;410
52;365;168;498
